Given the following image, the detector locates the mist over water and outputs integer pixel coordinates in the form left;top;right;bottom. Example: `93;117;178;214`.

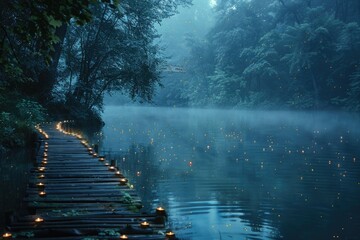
100;106;360;240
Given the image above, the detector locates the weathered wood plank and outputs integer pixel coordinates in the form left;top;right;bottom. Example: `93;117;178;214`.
3;123;174;240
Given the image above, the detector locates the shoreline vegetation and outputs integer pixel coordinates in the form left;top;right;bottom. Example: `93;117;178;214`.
0;0;191;151
1;0;360;151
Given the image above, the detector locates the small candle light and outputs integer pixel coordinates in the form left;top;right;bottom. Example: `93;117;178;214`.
42;161;48;165
115;170;121;176
119;178;128;185
2;232;12;238
35;217;44;223
87;147;93;151
119;235;128;239
140;221;150;228
89;151;93;155
156;207;166;215
44;148;48;152
39;191;46;197
99;156;105;161
166;231;175;238
38;167;46;172
38;174;45;179
43;153;47;157
108;166;115;171
36;183;45;188
105;162;110;166
93;153;98;157
43;157;48;161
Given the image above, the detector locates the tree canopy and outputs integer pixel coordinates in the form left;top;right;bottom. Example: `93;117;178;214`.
160;0;360;111
0;0;191;150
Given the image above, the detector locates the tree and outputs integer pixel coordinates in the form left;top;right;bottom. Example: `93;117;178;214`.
57;0;191;117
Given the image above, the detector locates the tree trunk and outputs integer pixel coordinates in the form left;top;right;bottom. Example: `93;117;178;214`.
37;24;67;105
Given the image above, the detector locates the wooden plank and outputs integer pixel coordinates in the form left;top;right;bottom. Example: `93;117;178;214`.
3;123;173;240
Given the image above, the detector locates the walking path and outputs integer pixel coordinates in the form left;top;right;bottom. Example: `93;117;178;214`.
2;122;173;239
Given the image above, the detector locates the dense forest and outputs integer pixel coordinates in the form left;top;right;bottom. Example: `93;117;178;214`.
155;0;360;110
1;0;360;150
0;0;190;150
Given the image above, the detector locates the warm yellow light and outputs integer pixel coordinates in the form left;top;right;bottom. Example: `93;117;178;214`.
38;167;45;172
166;231;175;238
119;235;128;239
2;232;12;238
140;221;150;228
119;178;128;185
36;183;45;188
38;174;45;179
156;206;166;215
35;217;44;223
108;166;115;171
39;191;46;197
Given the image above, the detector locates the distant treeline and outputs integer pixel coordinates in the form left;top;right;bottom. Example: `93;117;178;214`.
0;0;190;150
158;0;360;111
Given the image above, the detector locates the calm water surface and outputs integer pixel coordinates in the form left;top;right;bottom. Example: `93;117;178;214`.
100;106;360;240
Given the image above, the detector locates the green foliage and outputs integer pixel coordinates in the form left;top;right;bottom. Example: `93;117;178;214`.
0;97;46;148
57;0;191;113
181;0;360;111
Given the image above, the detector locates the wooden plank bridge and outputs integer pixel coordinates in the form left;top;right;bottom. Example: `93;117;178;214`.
2;122;175;240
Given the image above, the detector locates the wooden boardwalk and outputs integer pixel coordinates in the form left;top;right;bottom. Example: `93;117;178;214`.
3;122;174;239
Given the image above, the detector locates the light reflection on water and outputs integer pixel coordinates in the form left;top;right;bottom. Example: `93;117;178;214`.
100;106;360;240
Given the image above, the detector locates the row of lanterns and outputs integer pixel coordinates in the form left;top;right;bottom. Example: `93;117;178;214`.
2;127;49;238
55;121;177;239
37;140;48;198
35;125;49;140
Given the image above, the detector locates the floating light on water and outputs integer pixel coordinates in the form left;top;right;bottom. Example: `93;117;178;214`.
108;166;115;171
165;231;175;238
93;153;98;157
39;191;46;197
105;162;110;166
38;167;45;172
36;183;45;188
38;174;45;179
35;217;44;223
42;161;48;165
2;232;12;238
140;221;150;228
119;235;128;239
43;153;48;157
115;170;121;176
87;147;93;151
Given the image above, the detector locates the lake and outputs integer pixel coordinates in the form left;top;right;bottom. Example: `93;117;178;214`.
98;106;360;240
